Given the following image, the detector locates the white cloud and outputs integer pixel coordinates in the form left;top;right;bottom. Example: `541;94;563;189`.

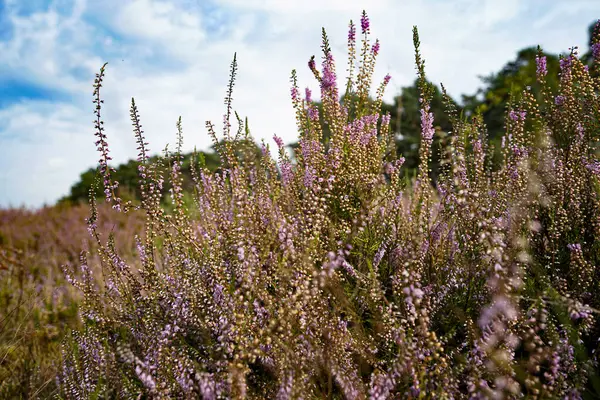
0;101;95;207
0;0;598;207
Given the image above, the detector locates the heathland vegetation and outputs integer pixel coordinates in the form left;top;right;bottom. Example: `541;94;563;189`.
2;11;600;399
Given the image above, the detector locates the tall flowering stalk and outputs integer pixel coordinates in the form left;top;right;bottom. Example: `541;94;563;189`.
93;63;121;211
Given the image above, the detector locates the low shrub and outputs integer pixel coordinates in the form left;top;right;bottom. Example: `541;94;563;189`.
59;12;600;399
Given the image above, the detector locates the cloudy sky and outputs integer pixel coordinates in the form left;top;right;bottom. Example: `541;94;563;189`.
0;0;598;208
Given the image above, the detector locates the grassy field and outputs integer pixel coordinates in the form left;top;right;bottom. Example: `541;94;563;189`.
0;203;145;398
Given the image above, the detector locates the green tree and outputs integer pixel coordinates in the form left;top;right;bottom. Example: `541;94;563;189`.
461;47;561;142
60;150;221;205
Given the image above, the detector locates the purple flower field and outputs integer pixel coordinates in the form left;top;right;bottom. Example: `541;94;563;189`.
2;11;600;399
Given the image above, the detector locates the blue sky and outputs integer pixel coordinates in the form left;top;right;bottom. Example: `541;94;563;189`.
0;0;599;208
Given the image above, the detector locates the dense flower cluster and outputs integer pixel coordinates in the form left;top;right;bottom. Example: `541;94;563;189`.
59;13;600;399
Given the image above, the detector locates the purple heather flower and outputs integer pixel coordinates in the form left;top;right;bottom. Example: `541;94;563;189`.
365;114;379;126
592;42;600;60
372;39;380;56
509;110;526;121
276;370;294;400
348;21;356;43
586;160;600;175
273;134;284;149
410;386;421;398
564;389;582;400
570;308;591;321
135;365;156;392
576;123;585;139
290;86;299;102
373;242;386;268
176;365;195;394
567;243;582;253
369;372;395;400
536;55;547;77
280;160;294;186
198;373;217;400
420;106;435;141
555;95;565;106
383;74;391;85
384;158;404;176
360;11;370;34
213;283;224;305
511;145;528;158
559;56;572;73
304;166;317;189
300;138;321;161
341;260;357;278
321;53;337;91
381;113;391;126
307;105;319;121
305;87;312;103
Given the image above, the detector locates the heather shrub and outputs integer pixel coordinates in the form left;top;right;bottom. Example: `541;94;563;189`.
59;12;600;399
